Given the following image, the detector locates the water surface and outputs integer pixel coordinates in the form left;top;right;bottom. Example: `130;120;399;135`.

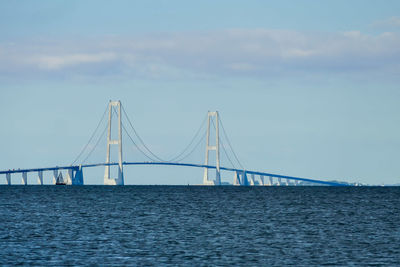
1;186;399;265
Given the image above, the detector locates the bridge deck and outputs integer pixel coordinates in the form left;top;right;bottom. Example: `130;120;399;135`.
0;165;78;175
1;161;347;186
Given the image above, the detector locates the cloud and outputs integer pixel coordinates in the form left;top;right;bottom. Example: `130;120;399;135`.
0;29;399;80
373;16;400;28
33;53;117;70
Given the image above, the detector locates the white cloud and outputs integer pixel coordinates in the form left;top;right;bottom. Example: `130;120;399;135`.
32;52;117;70
0;29;399;79
373;16;400;28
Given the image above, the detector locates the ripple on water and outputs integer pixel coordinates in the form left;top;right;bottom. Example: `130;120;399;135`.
0;185;400;265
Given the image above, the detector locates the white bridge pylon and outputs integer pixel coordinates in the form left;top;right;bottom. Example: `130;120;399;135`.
104;100;124;185
203;111;221;185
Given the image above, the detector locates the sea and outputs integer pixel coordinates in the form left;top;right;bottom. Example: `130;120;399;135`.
1;185;399;266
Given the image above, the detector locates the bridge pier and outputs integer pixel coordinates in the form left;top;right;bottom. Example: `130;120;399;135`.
285;178;290;186
268;176;273;186
73;166;84;185
259;175;264;186
21;172;27;185
233;171;240;185
66;169;73;185
241;171;249;186
6;173;11;185
249;174;255;186
52;170;58;185
37;171;43;185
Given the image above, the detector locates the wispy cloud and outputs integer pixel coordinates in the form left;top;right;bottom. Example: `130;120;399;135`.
373;16;400;28
33;53;117;70
1;29;399;80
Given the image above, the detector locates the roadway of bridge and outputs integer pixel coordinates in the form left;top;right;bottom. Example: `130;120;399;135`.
0;161;347;186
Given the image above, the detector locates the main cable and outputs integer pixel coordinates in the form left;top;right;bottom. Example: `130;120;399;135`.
167;114;208;162
173;130;207;163
81;122;108;164
121;105;165;162
71;105;108;165
121;123;157;162
218;116;245;169
210;117;237;169
121;105;209;163
112;106;157;161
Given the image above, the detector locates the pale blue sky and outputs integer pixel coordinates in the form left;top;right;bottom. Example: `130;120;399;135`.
1;1;400;185
1;0;400;36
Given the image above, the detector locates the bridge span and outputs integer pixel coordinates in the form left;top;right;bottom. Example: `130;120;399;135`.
1;101;350;186
1;161;347;186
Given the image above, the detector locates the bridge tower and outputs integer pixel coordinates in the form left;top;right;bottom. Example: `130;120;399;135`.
203;111;221;185
104;100;124;185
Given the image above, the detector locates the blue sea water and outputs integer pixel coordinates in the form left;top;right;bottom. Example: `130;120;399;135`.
0;185;399;266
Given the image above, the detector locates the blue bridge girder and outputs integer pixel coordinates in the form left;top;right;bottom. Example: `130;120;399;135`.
0;161;348;186
0;165;79;175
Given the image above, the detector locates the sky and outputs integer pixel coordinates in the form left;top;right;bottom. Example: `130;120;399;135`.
1;0;400;185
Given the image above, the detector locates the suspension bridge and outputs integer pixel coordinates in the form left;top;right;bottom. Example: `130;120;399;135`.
1;101;349;186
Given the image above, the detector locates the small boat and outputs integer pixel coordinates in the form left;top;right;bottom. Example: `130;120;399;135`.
56;172;66;185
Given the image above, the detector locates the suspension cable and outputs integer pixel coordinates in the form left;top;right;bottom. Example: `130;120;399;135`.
221;140;236;168
110;106;157;161
121;123;158;161
111;107;157;161
71;105;108;165
121;105;209;163
120;105;165;162
210;117;237;169
167;114;208;162
81;122;109;164
173;130;207;163
218;116;244;169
